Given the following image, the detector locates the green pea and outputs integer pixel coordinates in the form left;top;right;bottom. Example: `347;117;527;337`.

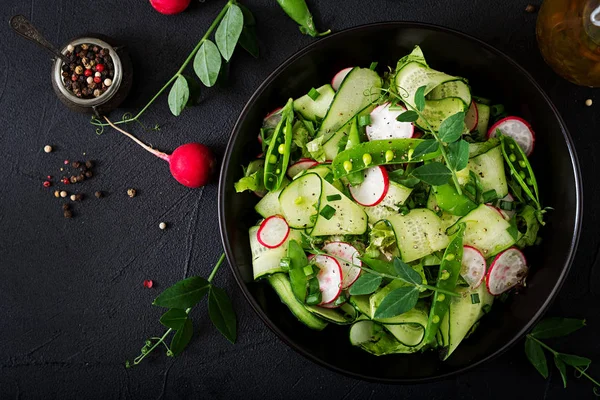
278;143;286;154
385;150;394;162
526;178;533;185
362;153;372;166
509;153;517;162
509;144;515;150
269;154;278;164
437;294;445;302
518;160;526;168
343;160;353;173
519;171;526;179
432;315;440;323
445;254;455;261
440;270;450;280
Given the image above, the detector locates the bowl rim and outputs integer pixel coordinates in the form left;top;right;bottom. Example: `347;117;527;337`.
218;21;583;383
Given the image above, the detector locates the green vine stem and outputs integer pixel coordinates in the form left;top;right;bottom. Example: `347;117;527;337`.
91;0;236;129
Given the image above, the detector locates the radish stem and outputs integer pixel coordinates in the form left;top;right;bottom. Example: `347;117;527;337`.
104;117;171;162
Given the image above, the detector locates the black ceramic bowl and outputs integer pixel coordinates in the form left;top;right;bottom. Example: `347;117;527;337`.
218;22;582;383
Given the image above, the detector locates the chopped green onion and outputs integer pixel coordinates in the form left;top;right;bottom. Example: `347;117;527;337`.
399;205;410;215
482;304;492;314
358;114;371;127
323;173;334;183
464;183;477;197
279;257;291;271
305;293;321;305
326;194;342;202
482;189;498;203
499;200;514;211
498;292;510;303
333;292;348;306
369;61;378;70
388;104;405;111
319;205;336;220
307;87;320;101
471;293;480;304
303;265;314;277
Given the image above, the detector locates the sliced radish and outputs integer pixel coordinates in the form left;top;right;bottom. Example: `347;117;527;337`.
319;301;341;309
465;102;478;132
365;102;414;141
486;248;528;296
263;107;283;129
349;166;390;207
487;204;505;219
322;242;362;289
331;67;352;91
460;246;486;289
257;215;290;249
488;116;535;155
287;159;318;178
313;254;343;304
497;194;516;219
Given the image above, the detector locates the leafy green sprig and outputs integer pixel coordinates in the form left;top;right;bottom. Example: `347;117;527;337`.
525;318;600;395
126;253;236;367
91;0;256;133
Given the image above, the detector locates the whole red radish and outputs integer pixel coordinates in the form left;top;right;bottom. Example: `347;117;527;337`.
150;0;191;15
105;118;215;188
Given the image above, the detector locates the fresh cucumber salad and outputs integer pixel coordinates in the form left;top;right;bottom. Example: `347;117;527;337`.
235;46;546;359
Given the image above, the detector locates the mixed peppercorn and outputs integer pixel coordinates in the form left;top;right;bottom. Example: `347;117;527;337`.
61;43;115;99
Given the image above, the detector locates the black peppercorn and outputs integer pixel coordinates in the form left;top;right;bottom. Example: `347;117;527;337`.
72;81;80;90
62;71;70;78
85;170;93;178
77;174;85;182
74;45;82;53
95;191;103;198
78;75;85;83
71;161;81;168
85;160;94;168
70;176;77;184
64;210;73;218
92;46;99;52
62;64;70;72
62;203;70;211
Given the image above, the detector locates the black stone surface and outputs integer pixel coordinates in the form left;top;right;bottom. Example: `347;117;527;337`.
0;0;598;399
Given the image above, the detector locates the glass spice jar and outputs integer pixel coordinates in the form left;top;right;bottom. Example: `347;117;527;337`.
51;35;133;115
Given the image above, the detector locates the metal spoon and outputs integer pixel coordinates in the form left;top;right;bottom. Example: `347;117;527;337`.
9;15;71;64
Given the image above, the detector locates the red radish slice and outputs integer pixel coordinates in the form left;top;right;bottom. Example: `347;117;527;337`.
498;194;516;219
461;246;486;289
319;301;341;309
487;204;505;219
263;107;283;128
287;159;318;178
465;102;479;132
313;254;343;304
257;215;290;249
322;242;362;289
486;248;528;296
331;67;352;91
254;189;267;198
488;116;535;155
349;166;390;207
365;103;415;141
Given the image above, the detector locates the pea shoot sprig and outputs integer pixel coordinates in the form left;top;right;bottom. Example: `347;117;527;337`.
525;318;600;395
91;0;257;133
126;254;236;368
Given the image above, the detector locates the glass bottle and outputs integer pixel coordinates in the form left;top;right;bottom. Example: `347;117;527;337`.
536;0;600;87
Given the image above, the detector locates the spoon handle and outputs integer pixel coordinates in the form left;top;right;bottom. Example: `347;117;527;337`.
9;15;70;64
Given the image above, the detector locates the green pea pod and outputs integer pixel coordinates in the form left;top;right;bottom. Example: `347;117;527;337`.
332;139;442;180
433;184;478;217
345;117;365;185
288;240;309;302
275;0;330;37
264;99;294;191
499;135;540;209
423;224;465;346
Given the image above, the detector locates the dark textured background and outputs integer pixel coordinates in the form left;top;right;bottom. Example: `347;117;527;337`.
0;0;598;399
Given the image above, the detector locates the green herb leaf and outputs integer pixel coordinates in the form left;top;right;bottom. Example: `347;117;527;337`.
159;309;188;330
153;276;210;309
447;139;469;171
238;3;256;26
531;318;586;339
397;110;419;123
215;4;244;62
168;75;190;116
238;25;259;58
369;61;378;70
554;356;568;388
525;337;549;379
438;112;466;143
170;318;193;356
193;40;222;87
415;86;426;112
507;217;519;241
373;286;420;319
208;286;237;343
348;273;382;295
319;204;336;220
412;139;439;159
558;353;592;368
393;257;422;285
411;162;452;186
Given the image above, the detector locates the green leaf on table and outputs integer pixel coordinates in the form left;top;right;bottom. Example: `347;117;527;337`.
554;356;568;388
373;286;419;319
159;309;188;330
194;40;222;87
208;286;237;343
238;3;256;26
170;318;193;356
184;75;201;106
153;276;210;309
415;86;426;112
397;110;419;123
348;273;382;295
237;3;259;58
393;257;422;285
438;112;466;143
525;337;548;379
411;162;452;186
530;318;586;339
447;139;469;171
215;4;244;62
558;353;592;368
411;139;439;159
168;75;190;116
